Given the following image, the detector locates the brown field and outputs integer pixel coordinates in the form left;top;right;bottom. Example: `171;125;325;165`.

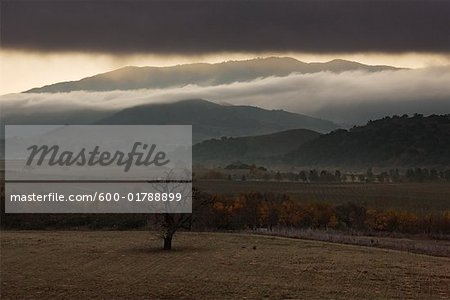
195;180;450;213
1;231;449;299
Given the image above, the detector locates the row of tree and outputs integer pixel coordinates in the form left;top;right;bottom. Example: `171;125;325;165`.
207;193;450;234
209;168;450;183
3;190;449;236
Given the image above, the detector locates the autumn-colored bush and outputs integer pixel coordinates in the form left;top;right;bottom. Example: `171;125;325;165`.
209;193;450;235
2;186;449;235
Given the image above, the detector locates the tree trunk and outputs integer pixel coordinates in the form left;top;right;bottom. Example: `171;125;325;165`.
163;233;173;250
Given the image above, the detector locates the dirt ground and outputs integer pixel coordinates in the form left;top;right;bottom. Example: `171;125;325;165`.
1;231;449;299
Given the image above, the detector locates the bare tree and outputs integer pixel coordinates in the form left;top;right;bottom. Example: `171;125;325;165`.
161;212;191;250
149;170;212;250
150;188;212;250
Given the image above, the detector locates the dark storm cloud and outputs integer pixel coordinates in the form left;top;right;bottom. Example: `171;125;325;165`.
2;0;450;54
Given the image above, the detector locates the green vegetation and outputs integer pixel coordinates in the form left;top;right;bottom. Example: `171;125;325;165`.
286;114;450;167
193;114;450;168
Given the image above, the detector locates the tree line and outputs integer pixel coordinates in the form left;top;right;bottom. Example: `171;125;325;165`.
207;193;450;235
202;166;450;183
3;189;449;236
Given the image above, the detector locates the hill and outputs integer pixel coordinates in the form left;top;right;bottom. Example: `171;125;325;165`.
193;128;320;165
98;99;338;142
285;114;450;167
25;57;399;93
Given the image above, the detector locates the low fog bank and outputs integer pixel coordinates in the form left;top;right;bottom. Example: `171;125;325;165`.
1;66;450;125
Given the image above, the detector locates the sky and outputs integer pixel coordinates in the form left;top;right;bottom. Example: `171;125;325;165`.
2;51;450;95
1;0;450;121
3;0;450;54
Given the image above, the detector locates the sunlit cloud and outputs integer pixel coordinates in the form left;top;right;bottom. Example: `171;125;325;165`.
2;50;450;95
2;67;450;124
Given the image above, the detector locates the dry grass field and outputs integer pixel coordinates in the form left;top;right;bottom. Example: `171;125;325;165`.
1;231;449;299
195;180;450;213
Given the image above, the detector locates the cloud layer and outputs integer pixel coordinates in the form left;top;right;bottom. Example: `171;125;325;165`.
2;0;450;54
1;67;450;125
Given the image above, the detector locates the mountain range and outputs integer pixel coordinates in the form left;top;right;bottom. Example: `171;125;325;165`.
193;128;320;165
285;114;450;168
193;114;450;168
98;99;339;142
0;99;339;143
25;57;399;93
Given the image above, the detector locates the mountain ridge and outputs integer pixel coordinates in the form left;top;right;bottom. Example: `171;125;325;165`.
285;114;450;168
97;99;339;143
192;114;450;168
193;128;320;165
25;57;400;93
